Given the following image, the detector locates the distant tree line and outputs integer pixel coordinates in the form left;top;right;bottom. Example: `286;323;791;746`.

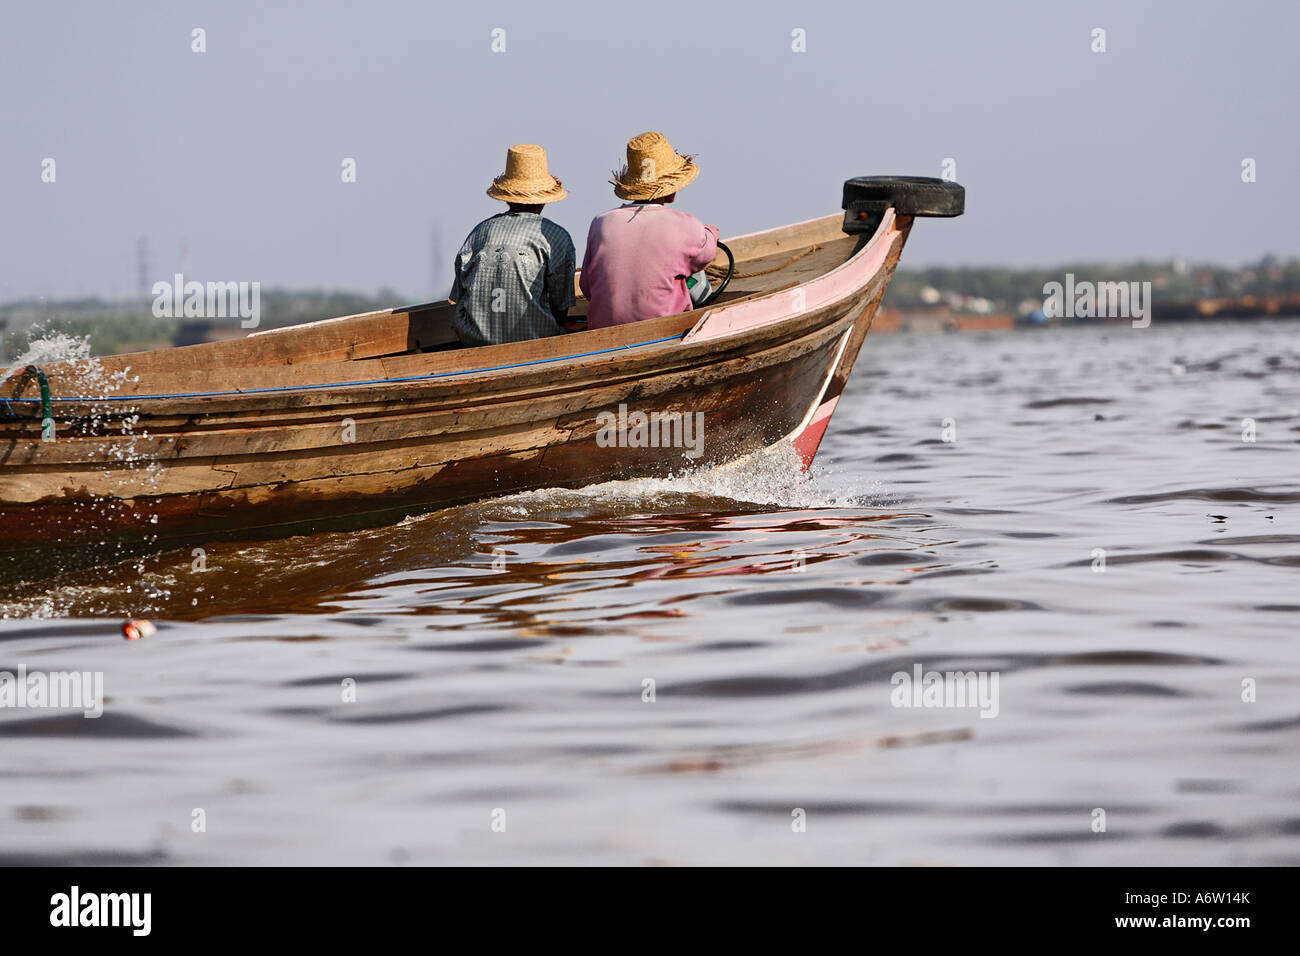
3;256;1299;361
888;255;1300;311
1;289;407;360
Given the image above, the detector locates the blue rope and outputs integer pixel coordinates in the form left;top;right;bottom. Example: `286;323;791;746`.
4;333;682;404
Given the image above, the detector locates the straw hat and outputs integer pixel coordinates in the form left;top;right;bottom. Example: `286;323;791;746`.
486;144;567;203
612;131;699;201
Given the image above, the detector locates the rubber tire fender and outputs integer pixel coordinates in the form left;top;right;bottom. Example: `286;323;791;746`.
842;176;965;217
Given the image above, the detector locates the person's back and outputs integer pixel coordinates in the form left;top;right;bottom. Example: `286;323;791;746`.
451;144;575;347
453;210;574;346
580;132;718;330
582;203;717;329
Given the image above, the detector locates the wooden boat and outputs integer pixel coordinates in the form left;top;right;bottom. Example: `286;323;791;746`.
0;177;963;569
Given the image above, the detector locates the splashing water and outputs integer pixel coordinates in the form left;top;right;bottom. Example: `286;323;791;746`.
487;441;897;515
3;329;134;399
1;332;162;564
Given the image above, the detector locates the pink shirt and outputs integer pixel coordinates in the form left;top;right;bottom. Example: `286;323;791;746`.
580;204;719;329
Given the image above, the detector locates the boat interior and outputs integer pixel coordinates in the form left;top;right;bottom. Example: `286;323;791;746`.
29;214;864;400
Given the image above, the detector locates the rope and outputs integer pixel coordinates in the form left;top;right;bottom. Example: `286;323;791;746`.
3;333;684;405
4;365;55;435
707;244;821;281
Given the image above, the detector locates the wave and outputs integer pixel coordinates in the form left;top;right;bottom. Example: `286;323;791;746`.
487;443;898;513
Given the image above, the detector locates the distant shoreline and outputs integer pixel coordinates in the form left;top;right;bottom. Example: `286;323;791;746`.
3;281;1299;359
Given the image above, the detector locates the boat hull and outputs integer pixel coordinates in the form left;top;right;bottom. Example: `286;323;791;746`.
0;208;915;568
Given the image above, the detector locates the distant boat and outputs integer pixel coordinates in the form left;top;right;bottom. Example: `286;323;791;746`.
0;176;963;567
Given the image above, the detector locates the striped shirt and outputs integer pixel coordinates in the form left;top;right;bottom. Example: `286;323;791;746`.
450;211;576;347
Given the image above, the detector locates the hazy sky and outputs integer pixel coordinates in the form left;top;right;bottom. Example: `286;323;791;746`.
2;0;1295;302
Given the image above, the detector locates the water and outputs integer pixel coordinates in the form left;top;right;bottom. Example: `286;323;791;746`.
2;320;1298;865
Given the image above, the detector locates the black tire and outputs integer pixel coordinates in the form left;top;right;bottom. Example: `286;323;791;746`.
842;176;965;217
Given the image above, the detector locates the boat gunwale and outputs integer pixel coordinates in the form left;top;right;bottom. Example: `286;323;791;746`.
1;309;862;475
2;211;898;421
1;284;879;442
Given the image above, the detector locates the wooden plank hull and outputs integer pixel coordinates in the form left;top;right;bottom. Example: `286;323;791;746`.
0;208;914;567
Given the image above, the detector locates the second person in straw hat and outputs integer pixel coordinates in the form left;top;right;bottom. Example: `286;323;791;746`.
580;132;719;329
450;144;576;347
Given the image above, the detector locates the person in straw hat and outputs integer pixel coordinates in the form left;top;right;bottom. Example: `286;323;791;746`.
450;144;576;347
580;131;719;329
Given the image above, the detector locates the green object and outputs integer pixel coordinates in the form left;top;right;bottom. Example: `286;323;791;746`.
24;365;54;441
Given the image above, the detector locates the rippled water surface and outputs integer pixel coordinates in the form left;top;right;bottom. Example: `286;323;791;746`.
3;320;1298;865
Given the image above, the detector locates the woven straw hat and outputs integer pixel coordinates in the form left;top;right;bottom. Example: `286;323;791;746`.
612;131;699;201
486;144;567;203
